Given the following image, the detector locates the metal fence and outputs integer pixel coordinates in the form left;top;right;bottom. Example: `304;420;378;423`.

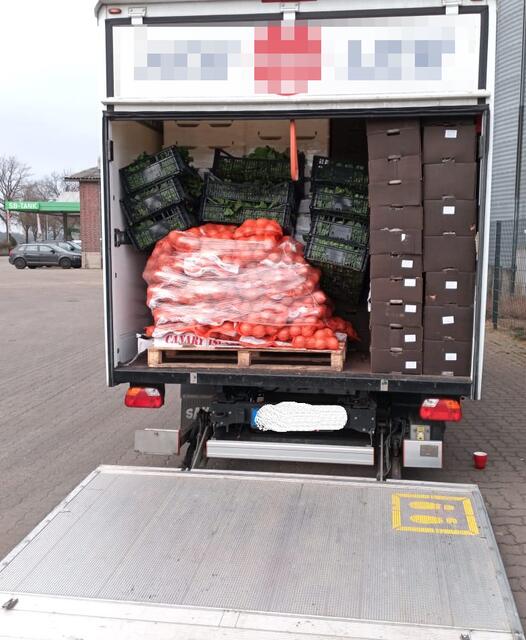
487;218;526;336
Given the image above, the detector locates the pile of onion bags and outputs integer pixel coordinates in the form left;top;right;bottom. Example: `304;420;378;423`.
143;219;358;350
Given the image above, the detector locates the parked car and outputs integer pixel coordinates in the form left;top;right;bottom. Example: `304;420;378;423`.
8;243;82;269
48;241;81;253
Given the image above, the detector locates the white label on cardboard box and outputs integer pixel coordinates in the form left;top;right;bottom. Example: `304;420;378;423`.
445;280;458;290
445;129;458;139
404;334;417;343
443;205;456;215
404;278;417;287
442;315;455;324
406;361;417;370
401;259;414;269
401;233;406;241
405;304;417;313
445;353;458;361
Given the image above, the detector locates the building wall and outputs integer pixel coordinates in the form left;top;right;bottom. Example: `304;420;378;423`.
80;181;102;268
491;0;525;222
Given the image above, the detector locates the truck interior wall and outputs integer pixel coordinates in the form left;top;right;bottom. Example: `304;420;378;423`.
109;120;162;364
163;119;330;172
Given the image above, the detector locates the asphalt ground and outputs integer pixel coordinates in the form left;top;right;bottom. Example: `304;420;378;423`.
0;256;525;627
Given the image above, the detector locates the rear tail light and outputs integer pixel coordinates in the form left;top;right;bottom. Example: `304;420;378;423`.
125;386;164;409
420;398;462;422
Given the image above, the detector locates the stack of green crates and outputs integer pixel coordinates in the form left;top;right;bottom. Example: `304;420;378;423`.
120;147;200;250
306;156;370;305
199;174;296;233
199;148;304;230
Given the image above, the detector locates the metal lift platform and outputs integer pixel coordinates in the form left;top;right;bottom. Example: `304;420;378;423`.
0;466;523;639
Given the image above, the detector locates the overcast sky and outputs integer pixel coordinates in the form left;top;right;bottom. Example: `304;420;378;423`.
0;1;99;179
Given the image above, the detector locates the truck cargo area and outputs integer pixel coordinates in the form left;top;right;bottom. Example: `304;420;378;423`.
106;112;484;397
0;466;522;639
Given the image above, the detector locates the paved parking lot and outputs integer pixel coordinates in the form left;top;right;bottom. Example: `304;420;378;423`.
0;256;525;626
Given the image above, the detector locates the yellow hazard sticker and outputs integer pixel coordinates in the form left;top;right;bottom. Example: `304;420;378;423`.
392;493;479;535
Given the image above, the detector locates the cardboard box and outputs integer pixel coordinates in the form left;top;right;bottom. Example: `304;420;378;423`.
423;123;477;163
423;340;472;377
371;325;423;350
423;162;477;200
370;254;423;278
424;198;477;236
370;228;422;255
370;301;422;327
368;155;422;182
366;119;421;160
423;235;476;272
370;205;423;231
425;271;476;306
368;179;422;207
371;348;423;374
371;277;423;303
423;305;474;341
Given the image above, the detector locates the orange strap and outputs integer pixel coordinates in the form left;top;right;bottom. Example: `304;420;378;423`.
289;119;299;181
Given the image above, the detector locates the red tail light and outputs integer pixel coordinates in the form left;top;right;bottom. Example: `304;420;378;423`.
125;386;164;409
420;398;462;422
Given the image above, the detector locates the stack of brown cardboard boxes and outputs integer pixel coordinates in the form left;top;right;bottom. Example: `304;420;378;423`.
422;122;477;376
367;120;424;374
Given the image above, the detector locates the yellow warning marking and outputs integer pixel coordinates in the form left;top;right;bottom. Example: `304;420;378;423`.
409;501;455;512
410;514;447;525
392;493;480;535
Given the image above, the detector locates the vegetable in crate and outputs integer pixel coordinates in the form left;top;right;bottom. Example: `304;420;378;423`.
143;218;359;350
122;177;186;224
127;205;194;251
247;146;290;161
305;236;368;271
175;146;203;201
311;185;369;217
311;156;368;192
121;146;187;194
200;174;295;230
311;214;369;246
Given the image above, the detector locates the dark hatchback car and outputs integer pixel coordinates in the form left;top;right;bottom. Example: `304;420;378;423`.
9;243;82;269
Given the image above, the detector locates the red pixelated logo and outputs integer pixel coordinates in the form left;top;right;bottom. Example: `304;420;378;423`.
254;23;322;95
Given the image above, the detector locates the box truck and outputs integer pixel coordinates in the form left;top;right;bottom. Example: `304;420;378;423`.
1;1;524;638
101;0;493;476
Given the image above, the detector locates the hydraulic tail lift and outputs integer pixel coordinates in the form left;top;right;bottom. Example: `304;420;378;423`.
0;466;523;639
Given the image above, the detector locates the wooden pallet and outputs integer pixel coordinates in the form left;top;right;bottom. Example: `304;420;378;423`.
147;345;346;371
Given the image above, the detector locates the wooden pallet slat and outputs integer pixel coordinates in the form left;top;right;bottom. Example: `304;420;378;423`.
147;344;346;372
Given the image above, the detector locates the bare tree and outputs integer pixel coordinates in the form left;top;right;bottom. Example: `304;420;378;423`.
47;215;63;240
18;212;37;243
29;217;40;241
16;181;43;243
0;156;31;244
35;170;79;200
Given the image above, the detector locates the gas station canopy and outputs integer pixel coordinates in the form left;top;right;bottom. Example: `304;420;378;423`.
5;201;80;214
